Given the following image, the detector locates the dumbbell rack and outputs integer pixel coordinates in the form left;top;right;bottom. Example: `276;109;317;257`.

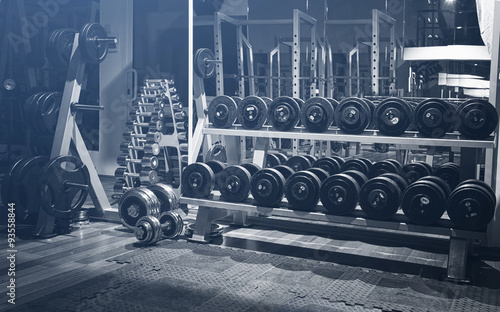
115;79;187;198
183;112;496;282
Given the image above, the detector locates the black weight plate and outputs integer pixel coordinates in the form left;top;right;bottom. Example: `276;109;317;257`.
386;159;402;172
181;163;215;198
456;99;498;140
330;156;345;167
368;160;400;179
30;134;53;156
29;92;50;133
268;96;300;131
79;23;109;64
23;92;44;126
342;170;369;189
261;97;273;106
362;98;375;128
379;173;408;193
326;98;339;126
46;28;76;67
359;176;402;220
304;155;317;165
271;152;288;164
286;155;312;172
399;162;431;185
241;163;261;177
10;156;48;224
266;153;281;168
313;157;341;175
284;170;321;210
147;183;179;212
251;168;286;207
39;155;90;219
299;97;334;133
320;173;360;215
273;165;295;180
217;165;252;202
232;96;243;105
1;158;29;206
335;97;371;134
37;92;62;135
306;167;330;183
205;160;227;175
237;96;268;129
374;97;413;136
417;161;433;176
119;188;161;231
448;183;495;230
456;179;496;206
194;48;216;78
208;96;238;128
357;157;373;171
419;175;451;198
158;211;182;238
401;180;448;225
341;159;370;176
414;98;456;138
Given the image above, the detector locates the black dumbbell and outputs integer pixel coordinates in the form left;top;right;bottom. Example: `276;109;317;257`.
313;157;342;175
434;162;460;190
286;155;313;172
335;97;373;134
368;160;400;179
251;168;286;207
359;175;403;220
268;96;301;131
208;95;238;128
414;98;456;138
374;97;414;136
284;170;322;211
455;99;498;140
237;96;268;130
399;162;432;185
320;173;360;215
299;97;335;133
217;163;262;202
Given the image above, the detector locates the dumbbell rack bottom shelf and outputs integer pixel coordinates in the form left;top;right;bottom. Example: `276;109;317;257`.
181;193;485;283
203;125;496;149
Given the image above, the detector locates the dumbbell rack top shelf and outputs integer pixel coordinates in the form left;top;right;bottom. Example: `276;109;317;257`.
203;125;496;149
180;193;486;240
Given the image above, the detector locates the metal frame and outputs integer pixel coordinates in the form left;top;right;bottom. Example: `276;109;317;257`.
371;9;396;96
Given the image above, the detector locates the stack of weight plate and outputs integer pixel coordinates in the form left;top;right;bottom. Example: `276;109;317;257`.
114;79;188;194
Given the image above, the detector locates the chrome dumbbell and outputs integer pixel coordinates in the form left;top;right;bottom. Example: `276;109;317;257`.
116;154;159;169
119;142;160;155
114;167;159;184
123;131;162;143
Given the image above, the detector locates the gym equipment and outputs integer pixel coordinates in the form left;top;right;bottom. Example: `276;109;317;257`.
284;170;321;210
217;165;253;202
401;178;448;225
208;95;238;128
374;98;413;136
359;176;402;220
251;168;286;207
268;96;301;131
299;97;335;133
399;162;432;185
237;96;268;129
181;163;215;198
313;157;342;175
286;155;312;172
320;173;360;215
119;188;162;231
368;160;400;179
414;98;455;138
434;162;460;190
455;99;498;140
194;48;217;78
335;97;373;134
79;23;117;64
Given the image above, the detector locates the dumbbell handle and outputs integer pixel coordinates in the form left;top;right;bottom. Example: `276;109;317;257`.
205;59;223;65
91;37;118;44
71;103;104;111
63;181;89;191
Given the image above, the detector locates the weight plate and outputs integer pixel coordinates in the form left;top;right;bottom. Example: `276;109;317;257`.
401;180;447;225
399;162;431;185
306;167;330;183
37;92;62;135
119;188;162;231
284;170;321;210
368;160;400;179
286;155;312;172
208;95;238;128
417;161;433;176
341;159;370;176
342;170;369;189
419;175;451;199
330;156;345;167
251;168;286;207
448;183;495;230
9;156;48;224
232;96;243;105
456;99;498;140
386;159;402;172
300;97;335;133
194;48;216;78
313;157;342;175
1;158;28;206
185;223;224;239
379;173;408;193
181;163;215;198
414;98;456;138
304;155;317;165
357;157;373;170
205;160;227;175
457;179;496;205
159;210;184;239
271;152;288;164
320;173;360;215
335;97;371;134
46;28;76;67
261;97;273;106
241;163;261;177
147;183;179;213
39;155;90;219
217;165;252;202
362;98;376;128
266;153;281;168
79;23;110;64
273;165;295;180
359;176;402;220
268;96;301;131
374;98;413;136
326;98;339;126
237;96;268;130
134;215;162;245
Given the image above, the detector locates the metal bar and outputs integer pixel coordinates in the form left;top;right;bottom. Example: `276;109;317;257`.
190;76;209;164
389;22;396;95
371;9;380;96
242;34;255;95
296;9;317;25
238;19;294;25
268;45;278;97
216;12;239;25
292;10;301;98
202;126;496;149
309;24;317;97
325;19;372;25
326;42;334;98
236;25;245;97
214;12;224;96
188;0;194;164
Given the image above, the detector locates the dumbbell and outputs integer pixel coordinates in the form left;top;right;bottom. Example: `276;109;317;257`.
342;170;369;189
286;155;313;172
284;170;322;211
414;98;456;138
374;98;414;136
399;162;432;185
117;154;159;169
320;173;361;215
434;162;460;190
206;160;227;190
119;188;162;230
123;131;162;143
455;99;498;140
208;95;238;128
181;163;215;198
184;222;224;239
266;154;282;168
313;157;342;175
251;168;287;207
268;96;301;131
273;165;295;180
115;167;159;185
131;109;165;119
341;158;372;176
237;96;268;130
368;159;401;179
119;142;160;155
448;179;496;230
326;98;340;126
128;119;164;131
359;174;406;220
335;97;373;134
299;97;335;133
306;168;330;183
401;176;449;225
217;163;261;202
134;210;184;245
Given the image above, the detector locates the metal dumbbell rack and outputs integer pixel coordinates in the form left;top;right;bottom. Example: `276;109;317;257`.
115;79;187;197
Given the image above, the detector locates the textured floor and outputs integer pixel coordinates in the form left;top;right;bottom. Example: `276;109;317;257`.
1;221;500;312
